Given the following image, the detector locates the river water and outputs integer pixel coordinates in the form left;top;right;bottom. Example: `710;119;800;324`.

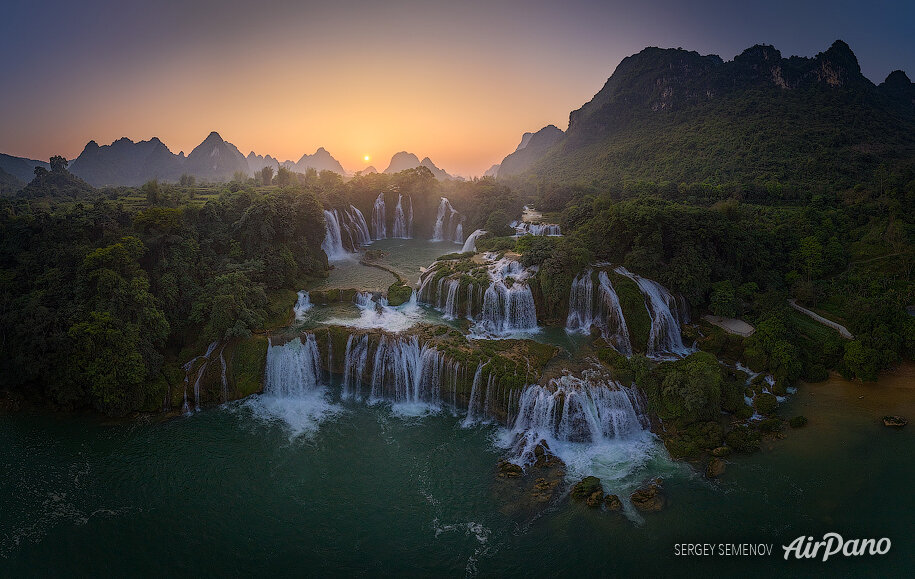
1;369;912;576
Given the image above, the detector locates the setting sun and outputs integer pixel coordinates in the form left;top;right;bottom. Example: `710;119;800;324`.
363;155;370;162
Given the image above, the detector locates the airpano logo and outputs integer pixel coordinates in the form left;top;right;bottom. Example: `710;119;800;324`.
782;533;891;561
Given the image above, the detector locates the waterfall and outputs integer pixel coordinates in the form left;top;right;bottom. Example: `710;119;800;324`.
219;345;228;402
513;222;561;236
506;370;649;465
462;363;484;426
392;194;413;239
614;266;690;358
371;193;387;240
180;340;219;413
366;335;451;409
294;291;313;320
321;210;350;261
342;334;370;400
475;255;537;335
418;253;537;335
596;272;633;355
478;281;537;334
461;229;486;253
565;270;632;355
343;205;371;247
431;197;464;243
442;279;461;319
566;269;595;332
253;335;338;436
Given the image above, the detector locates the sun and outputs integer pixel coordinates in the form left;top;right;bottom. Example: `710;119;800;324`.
363;155;371;162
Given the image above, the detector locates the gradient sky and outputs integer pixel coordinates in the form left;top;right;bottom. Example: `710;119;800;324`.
1;0;913;176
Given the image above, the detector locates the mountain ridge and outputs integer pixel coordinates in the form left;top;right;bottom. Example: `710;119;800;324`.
502;40;915;189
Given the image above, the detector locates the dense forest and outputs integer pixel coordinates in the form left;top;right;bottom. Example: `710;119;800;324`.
0;160;520;414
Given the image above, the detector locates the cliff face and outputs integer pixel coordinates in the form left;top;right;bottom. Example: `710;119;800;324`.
515;40;915;188
497;125;565;177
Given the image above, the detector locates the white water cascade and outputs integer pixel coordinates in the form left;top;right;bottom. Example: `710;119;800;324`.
565;270;632;355
254;335;338;436
321;209;350;260
431;197;464;243
322;207;371;260
371;193;387;240
504;370;650;468
512;222;561;236
392;194;414;238
341;205;371;247
461;229;485;253
475;255;538;335
614;266;691;358
417;253;538;335
294;291;313;320
338;333;462;414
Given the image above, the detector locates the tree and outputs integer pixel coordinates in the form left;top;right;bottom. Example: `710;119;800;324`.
49;155;68;172
259;166;274;186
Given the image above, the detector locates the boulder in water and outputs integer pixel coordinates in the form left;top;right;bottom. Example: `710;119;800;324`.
883;415;907;427
706;458;726;479
586;489;605;508
631;481;666;512
497;460;524;478
604;494;623;511
571;476;603;501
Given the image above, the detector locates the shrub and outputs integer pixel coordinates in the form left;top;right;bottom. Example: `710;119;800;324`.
789;415;808;428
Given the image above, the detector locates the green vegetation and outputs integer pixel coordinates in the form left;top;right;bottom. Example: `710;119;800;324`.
386;281;413;306
0;172;327;414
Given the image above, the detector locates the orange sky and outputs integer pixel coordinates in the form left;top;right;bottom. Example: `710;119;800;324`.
1;1;911;176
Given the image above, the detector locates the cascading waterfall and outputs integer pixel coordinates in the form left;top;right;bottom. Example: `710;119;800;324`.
566;269;595;332
505;370;650;467
462;363;484;426
595;272;633;355
442;278;461;320
294;291;313;320
417;253;538;335
392;194;413;238
254;334;338;436
476;255;538;335
181;340;219;413
371;193;387;240
219;345;228;402
513;222;561;236
321;209;350;260
565;270;632;355
342;205;371;247
478;281;538;335
614;266;690;358
461;229;485;253
431;197;464;243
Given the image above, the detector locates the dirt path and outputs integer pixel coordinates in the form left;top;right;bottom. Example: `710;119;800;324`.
788;299;854;339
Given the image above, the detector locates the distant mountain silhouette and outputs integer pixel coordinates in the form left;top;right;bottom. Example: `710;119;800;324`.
246;151;280;174
0;154;50;183
69;137;183;186
483;164;500;177
384;151;452;179
293;147;346;174
183;131;249;182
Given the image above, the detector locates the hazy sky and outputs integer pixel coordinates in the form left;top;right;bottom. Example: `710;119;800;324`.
1;0;912;176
